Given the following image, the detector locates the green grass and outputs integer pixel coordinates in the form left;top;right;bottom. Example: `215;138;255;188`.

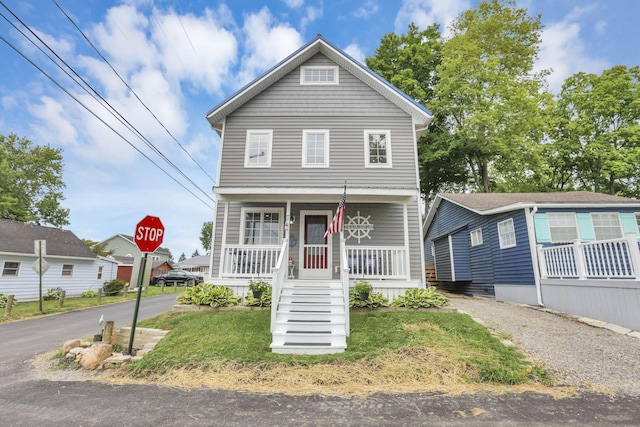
133;309;551;386
0;285;184;323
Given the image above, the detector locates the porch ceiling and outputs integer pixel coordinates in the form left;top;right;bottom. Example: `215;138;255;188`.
214;186;418;203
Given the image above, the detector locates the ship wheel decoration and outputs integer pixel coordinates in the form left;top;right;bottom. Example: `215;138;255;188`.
345;211;374;244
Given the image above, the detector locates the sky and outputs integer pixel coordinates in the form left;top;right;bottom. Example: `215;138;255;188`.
1;0;639;260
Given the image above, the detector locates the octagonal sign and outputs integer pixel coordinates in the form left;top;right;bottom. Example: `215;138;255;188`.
134;215;165;253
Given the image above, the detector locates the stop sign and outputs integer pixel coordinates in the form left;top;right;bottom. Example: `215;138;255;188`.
134;215;165;253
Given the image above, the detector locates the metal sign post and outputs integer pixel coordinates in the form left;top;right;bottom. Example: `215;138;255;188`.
127;252;148;355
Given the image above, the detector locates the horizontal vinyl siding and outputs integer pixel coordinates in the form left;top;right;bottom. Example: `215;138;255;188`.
433;237;452;281
491;211;535;286
451;230;472;281
220;115;417;188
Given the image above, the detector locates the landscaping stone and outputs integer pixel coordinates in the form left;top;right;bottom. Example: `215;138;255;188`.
62;339;81;353
79;343;113;370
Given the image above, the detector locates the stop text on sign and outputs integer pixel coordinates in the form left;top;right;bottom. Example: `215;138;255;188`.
136;226;163;242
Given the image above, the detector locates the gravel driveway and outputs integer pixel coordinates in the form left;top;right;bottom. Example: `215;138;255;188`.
449;295;640;396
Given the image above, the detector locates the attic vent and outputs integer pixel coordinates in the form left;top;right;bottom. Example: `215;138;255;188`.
301;66;338;85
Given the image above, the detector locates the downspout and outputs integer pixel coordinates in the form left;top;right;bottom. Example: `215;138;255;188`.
525;206;543;306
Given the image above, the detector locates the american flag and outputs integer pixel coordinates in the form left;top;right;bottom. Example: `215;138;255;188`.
324;185;346;239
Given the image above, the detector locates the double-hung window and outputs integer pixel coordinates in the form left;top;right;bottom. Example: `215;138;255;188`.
591;213;623;240
245;130;272;167
241;209;284;245
2;261;20;276
497;218;516;249
547;213;579;243
302;130;329;167
97;266;104;280
470;228;483;246
300;66;338;85
364;130;391;167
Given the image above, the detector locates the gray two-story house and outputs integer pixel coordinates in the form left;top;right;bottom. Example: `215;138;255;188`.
206;35;433;354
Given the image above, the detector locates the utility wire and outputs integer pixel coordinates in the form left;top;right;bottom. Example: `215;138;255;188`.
0;34;214;210
52;0;218;185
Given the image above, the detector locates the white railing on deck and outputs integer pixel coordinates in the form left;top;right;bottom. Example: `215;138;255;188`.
340;237;350;337
537;233;640;280
270;240;288;333
346;246;408;279
221;245;282;278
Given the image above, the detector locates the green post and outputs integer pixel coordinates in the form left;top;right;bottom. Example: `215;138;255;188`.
127;253;148;355
38;241;43;312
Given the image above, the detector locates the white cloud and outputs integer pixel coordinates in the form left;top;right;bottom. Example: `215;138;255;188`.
354;0;379;19
238;7;303;86
283;0;304;8
395;0;470;37
301;4;323;31
344;43;365;65
30;96;78;146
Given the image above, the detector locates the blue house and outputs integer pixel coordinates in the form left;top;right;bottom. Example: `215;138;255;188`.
424;192;640;327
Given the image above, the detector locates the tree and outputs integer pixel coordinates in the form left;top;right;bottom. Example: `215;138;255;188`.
552;66;640;196
81;238;115;257
178;252;186;262
0;133;69;226
200;221;213;253
192;249;200;257
431;0;551;193
367;24;468;202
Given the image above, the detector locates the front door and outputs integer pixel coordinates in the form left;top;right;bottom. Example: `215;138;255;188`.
299;211;332;279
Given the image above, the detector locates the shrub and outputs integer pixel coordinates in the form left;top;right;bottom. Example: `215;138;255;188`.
103;279;127;295
42;287;61;301
81;290;98;298
392;287;450;309
244;286;272;307
176;283;241;307
248;279;270;293
0;293;17;308
349;290;389;309
353;280;372;294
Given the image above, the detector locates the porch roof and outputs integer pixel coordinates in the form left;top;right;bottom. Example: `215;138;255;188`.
213;185;420;203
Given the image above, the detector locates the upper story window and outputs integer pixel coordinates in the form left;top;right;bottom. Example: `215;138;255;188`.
245;130;273;168
61;264;74;277
302;130;329;167
591;213;622;240
547;212;578;243
364;130;392;167
300;66;338;85
470;228;483;246
497;218;516;249
241;208;284;245
2;261;20;277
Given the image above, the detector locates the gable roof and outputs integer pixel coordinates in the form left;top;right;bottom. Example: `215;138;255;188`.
176;255;210;267
0;219;96;258
205;34;433;136
424;191;640;233
100;234;171;255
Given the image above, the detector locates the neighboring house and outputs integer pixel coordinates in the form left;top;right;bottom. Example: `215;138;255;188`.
112;255;135;283
0;219;118;301
424;191;640;331
99;234;172;287
206;35;433;354
150;260;173;280
174;255;211;282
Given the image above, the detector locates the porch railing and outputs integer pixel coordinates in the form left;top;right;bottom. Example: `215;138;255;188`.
221;244;282;278
346;246;408;279
537;233;640;280
340;237;350;337
270;240;288;333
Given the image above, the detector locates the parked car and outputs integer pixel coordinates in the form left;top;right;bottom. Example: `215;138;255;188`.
151;270;203;286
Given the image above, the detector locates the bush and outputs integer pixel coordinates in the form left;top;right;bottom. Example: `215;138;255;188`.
103;279;127;295
248;279;270;293
81;290;98;298
353;280;372;294
349;290;389;309
0;293;17;308
244;286;272;307
42;287;61;301
392;287;450;309
176;283;241;307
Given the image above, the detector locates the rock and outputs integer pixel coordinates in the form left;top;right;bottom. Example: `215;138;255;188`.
79;342;113;370
62;339;81;354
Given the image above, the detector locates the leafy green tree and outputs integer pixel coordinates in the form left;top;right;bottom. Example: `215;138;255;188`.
367;24;469;201
200;221;213;253
431;0;551;193
81;238;115;257
552;65;640;196
0;133;69;226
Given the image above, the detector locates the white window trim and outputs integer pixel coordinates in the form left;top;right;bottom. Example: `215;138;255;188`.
547;212;579;243
300;65;339;85
364;130;392;168
470;228;483;247
636;212;640;234
239;207;285;245
244;130;273;168
2;261;20;277
97;265;104;280
302;129;330;168
61;264;74;277
591;212;623;241
497;218;517;249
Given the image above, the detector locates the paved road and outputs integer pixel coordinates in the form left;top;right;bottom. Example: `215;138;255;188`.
1;294;640;426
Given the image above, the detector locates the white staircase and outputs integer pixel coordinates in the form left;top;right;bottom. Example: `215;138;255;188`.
270;280;347;354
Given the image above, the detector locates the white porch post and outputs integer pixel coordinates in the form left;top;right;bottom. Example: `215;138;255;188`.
625;233;640;281
217;201;230;278
536;245;548;279
402;202;410;281
573;239;587;279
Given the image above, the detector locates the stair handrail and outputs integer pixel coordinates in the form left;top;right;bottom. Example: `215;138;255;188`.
340;236;350;336
270;239;289;333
